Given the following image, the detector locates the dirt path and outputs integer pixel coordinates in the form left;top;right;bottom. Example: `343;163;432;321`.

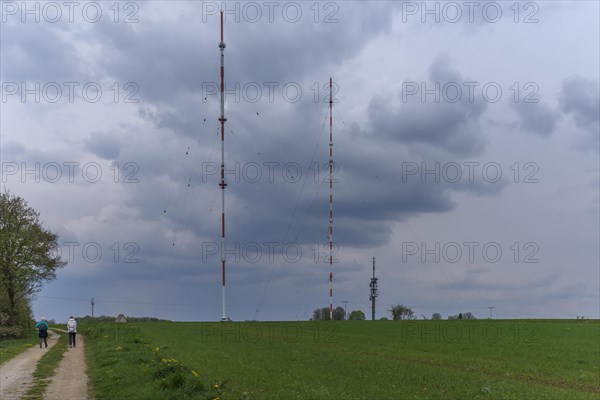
44;333;89;400
0;332;60;400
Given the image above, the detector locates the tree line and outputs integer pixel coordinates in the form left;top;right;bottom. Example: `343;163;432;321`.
312;304;477;321
1;192;66;338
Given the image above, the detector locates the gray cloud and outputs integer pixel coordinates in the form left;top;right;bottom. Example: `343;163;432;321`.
512;101;560;137
560;75;600;131
559;75;599;151
367;54;488;156
1;22;82;82
1;2;597;321
84;131;122;159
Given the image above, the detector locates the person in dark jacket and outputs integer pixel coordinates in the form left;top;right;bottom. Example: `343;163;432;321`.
35;317;49;348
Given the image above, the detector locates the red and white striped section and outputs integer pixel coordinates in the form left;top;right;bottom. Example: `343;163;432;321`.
329;77;334;320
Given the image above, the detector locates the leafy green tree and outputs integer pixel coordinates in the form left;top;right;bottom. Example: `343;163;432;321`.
0;192;66;328
312;307;333;320
332;306;345;320
347;310;365;320
0;290;32;338
448;312;476;320
431;313;442;320
312;308;322;320
389;304;415;320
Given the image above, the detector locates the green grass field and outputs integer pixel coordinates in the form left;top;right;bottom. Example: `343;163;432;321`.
83;320;599;400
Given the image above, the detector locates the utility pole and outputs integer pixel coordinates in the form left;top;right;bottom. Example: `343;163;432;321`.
343;300;348;320
488;306;494;319
91;298;95;318
369;257;378;320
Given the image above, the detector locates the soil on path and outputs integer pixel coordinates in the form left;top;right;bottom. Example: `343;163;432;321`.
43;333;89;400
0;331;59;400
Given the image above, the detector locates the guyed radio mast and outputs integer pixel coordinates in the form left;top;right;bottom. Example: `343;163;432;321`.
328;78;334;320
218;10;228;321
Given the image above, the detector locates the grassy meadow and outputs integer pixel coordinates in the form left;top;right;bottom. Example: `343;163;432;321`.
82;319;599;399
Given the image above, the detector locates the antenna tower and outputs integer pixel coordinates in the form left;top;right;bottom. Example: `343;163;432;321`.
218;10;228;321
328;78;334;320
369;257;378;320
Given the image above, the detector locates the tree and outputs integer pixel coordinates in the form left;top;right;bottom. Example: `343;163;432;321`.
448;312;476;320
389;304;415;320
347;310;365;320
0;192;66;327
312;307;333;320
312;308;322;320
462;312;476;320
431;313;442;320
0;289;32;338
332;306;345;321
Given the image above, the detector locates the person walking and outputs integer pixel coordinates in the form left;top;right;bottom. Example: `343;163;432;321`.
35;317;49;348
67;316;77;348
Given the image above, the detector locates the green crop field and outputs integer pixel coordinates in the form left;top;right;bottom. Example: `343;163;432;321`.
83;320;599;400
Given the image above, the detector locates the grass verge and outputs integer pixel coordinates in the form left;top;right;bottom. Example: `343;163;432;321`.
22;331;68;399
83;323;225;400
0;334;38;366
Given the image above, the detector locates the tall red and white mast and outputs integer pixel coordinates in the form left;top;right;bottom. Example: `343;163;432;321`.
218;11;228;321
328;77;334;320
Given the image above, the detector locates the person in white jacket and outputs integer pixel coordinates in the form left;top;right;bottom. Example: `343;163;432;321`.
67;316;77;348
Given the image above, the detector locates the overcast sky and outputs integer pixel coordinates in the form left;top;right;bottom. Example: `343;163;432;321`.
1;1;598;322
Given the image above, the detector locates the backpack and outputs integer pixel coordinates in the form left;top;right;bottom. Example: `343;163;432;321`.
39;323;47;333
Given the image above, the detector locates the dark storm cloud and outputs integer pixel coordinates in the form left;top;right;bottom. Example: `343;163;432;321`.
4;1;593;322
76;2;401;110
230;2;400;82
84;131;122;159
437;270;561;291
0;21;82;82
368;54;488;156
1;140;75;166
89;18;212;104
1;0;506;257
1;140;26;157
512;101;560;137
559;75;600;141
109;48;505;253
